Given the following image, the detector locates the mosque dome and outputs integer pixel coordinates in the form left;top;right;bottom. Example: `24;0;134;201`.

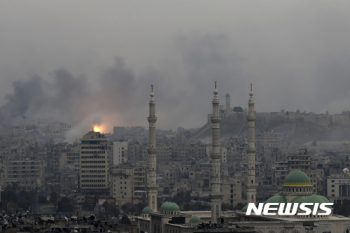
160;201;180;211
316;195;331;203
291;194;330;210
284;170;312;186
291;195;309;204
265;193;287;204
167;202;180;211
189;215;202;224
141;206;153;214
160;201;171;210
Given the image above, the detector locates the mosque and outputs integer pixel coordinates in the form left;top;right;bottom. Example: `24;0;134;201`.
135;84;350;233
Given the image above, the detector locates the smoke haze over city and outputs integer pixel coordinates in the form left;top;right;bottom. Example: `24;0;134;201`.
1;1;350;133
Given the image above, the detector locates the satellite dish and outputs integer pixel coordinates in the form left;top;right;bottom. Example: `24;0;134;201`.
342;168;349;176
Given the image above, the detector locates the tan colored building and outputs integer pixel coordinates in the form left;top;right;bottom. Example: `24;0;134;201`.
222;177;242;206
4;158;43;190
79;131;109;195
134;166;147;191
110;167;134;206
288;148;311;171
112;141;128;166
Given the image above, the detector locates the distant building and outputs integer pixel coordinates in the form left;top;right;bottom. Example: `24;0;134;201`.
4;158;43;190
110;167;134;206
38;122;71;134
222;177;242;206
113;126;145;139
112;141;128;166
79;131;109;195
327;174;350;204
288;149;324;194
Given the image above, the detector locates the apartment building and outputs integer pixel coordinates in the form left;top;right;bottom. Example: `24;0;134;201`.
80;131;109;195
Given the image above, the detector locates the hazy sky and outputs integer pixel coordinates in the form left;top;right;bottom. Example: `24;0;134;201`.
1;1;350;133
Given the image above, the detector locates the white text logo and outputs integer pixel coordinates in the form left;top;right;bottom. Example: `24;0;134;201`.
245;203;333;216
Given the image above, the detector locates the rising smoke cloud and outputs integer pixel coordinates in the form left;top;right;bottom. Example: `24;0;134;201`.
2;29;350;143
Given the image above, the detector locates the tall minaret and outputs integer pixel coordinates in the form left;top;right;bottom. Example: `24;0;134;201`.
147;85;158;211
210;81;222;223
225;93;230;112
246;83;257;204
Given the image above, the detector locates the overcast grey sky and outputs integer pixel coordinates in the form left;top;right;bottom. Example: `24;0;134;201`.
0;1;350;132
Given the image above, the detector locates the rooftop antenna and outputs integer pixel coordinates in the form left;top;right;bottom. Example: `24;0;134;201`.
22;116;26;133
87;121;93;131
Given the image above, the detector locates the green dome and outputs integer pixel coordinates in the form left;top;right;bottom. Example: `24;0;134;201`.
265;193;287;204
161;202;180;211
141;206;153;214
304;195;327;204
167;202;180;211
291;196;308;204
242;205;248;212
291;195;329;210
284;170;312;186
161;201;171;210
316;195;330;203
189;215;202;223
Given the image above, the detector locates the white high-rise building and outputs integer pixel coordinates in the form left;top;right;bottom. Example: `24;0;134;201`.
112;141;128;166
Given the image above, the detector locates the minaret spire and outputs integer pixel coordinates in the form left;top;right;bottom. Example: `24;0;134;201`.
246;83;257;204
210;81;222;223
147;85;158;211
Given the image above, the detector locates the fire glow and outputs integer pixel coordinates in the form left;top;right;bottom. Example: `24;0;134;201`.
93;125;101;132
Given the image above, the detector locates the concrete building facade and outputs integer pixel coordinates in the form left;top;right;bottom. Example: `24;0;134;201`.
79;131;109;194
112;141;128;166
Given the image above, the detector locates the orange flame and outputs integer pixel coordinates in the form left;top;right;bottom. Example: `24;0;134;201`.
93;125;101;132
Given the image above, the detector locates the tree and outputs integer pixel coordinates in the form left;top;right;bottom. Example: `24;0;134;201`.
1;189;18;204
102;201;120;217
120;215;131;224
17;190;36;209
184;203;191;211
171;190;191;206
136;202;147;215
50;192;58;203
38;196;48;203
58;197;74;212
234;203;245;210
233;107;243;112
121;203;136;215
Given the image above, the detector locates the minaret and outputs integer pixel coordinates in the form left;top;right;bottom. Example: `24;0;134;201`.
246;83;257;204
225;93;230;112
210;81;222;223
147;85;158;211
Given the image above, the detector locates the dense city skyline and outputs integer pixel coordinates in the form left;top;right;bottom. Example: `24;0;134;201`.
0;1;350;135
